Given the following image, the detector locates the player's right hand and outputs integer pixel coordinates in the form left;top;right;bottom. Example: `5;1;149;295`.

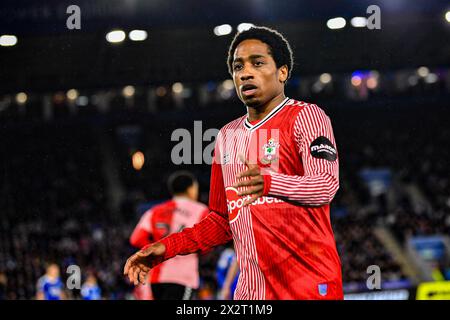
123;242;166;285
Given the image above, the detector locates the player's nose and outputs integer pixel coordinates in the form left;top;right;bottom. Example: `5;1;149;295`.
240;72;254;82
239;63;254;82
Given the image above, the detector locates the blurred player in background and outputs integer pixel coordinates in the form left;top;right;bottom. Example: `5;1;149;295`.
125;26;342;300
216;246;239;300
80;272;102;300
129;171;209;300
36;263;66;300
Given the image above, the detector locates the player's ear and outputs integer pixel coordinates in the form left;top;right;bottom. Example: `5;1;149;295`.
278;65;288;83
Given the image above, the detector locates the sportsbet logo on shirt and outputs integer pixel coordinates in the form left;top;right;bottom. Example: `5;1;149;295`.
225;187;283;222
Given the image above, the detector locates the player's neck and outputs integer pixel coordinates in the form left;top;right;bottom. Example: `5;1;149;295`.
173;194;191;201
246;92;286;122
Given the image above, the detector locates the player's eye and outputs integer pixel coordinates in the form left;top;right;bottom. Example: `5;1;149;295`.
233;64;243;71
254;61;265;67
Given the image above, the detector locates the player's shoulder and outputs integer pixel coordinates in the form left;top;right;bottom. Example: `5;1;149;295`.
173;197;207;212
284;98;328;117
218;114;247;133
150;200;176;212
37;275;48;287
283;99;332;127
185;198;208;211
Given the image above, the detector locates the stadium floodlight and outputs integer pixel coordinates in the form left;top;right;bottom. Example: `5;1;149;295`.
319;73;332;84
351;17;368;28
327;17;346;30
351;75;362;87
132;151;145;171
156;86;167;97
408;75;419;86
16;92;27;104
172;82;184;94
214;24;233;36
425;73;438;84
366;71;379;89
222;79;235;90
66;89;79;101
219;80;235;100
446;11;450;23
53;92;65;104
417;66;429;78
367;77;378;89
0;35;18;47
76;96;89;106
106;30;126;43
237;23;254;32
122;85;135;97
129;30;147;41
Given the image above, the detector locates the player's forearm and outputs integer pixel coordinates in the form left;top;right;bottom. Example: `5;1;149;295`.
263;171;339;205
159;211;232;260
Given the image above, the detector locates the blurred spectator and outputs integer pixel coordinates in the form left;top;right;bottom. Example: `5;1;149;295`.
0;95;449;299
81;272;102;300
0;273;7;300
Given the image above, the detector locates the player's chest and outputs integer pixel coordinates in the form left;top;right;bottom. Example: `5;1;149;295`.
220;126;296;175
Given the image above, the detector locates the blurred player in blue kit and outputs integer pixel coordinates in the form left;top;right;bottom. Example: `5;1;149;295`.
216;246;239;299
36;264;66;300
81;272;102;300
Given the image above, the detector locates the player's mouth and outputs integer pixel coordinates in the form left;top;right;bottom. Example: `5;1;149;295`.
241;84;258;97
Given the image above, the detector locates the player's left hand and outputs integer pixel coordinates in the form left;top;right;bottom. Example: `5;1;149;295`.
233;154;265;206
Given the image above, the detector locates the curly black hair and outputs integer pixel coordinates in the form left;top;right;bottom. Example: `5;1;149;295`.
227;26;294;81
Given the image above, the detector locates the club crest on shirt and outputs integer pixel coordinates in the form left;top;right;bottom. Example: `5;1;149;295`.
318;283;328;296
261;138;279;165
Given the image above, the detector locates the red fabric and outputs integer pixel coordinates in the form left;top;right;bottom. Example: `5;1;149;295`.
129;228;152;249
160;157;232;260
130;201;178;250
136;198;207;287
151;200;176;240
154;98;343;300
148;201;176;282
262;173;272;196
133;284;153;300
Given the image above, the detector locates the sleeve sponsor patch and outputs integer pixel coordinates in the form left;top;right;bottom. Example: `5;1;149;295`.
309;136;337;161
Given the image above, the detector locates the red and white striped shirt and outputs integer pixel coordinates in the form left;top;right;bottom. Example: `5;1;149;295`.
159;98;343;299
130;197;208;289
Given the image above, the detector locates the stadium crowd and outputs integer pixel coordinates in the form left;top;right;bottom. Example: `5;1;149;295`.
0;89;449;299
